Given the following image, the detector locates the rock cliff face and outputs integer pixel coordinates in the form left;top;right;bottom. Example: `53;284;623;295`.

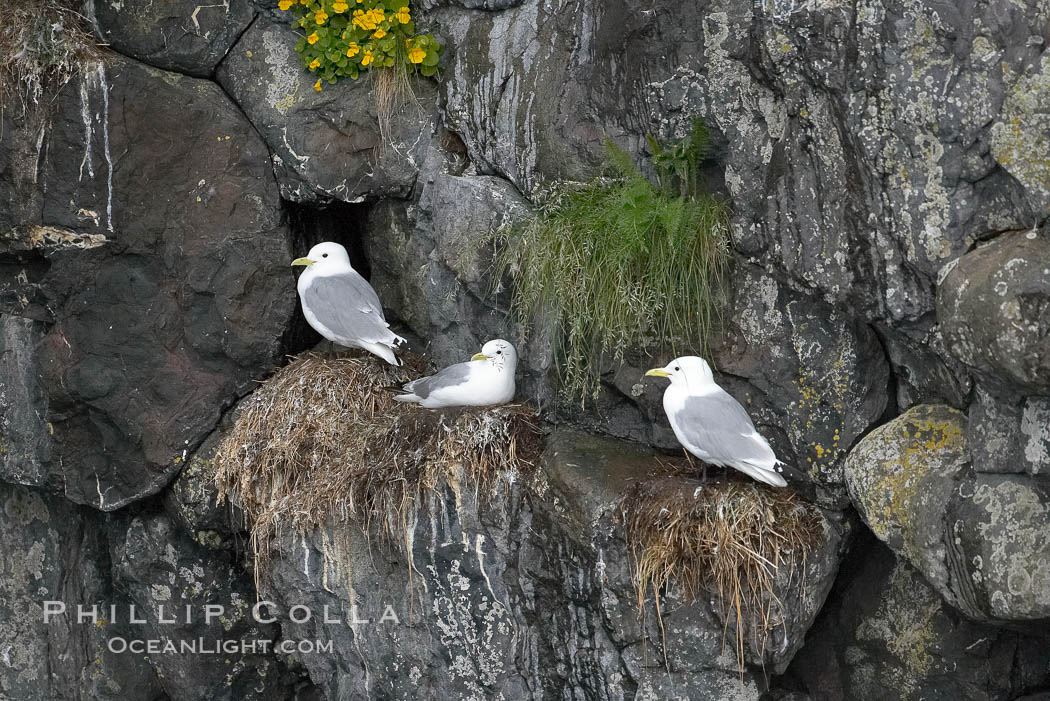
1;0;1048;698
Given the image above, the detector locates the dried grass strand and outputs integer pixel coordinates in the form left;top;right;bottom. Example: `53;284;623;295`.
621;474;822;676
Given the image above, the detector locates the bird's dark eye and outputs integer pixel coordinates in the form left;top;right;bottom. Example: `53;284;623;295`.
497;350;502;355
674;367;680;372
322;253;329;258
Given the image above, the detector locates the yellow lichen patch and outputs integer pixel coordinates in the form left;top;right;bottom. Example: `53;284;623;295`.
790;333;854;478
846;405;967;560
857;563;942;697
273;90;299;114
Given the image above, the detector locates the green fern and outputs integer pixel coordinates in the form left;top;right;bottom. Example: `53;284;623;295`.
495;119;730;404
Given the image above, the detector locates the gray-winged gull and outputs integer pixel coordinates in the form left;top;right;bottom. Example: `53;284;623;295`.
646;356;787;487
394;339;516;408
292;242;406;366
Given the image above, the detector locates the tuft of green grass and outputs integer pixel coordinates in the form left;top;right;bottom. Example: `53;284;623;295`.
0;0;99;111
495;120;730;403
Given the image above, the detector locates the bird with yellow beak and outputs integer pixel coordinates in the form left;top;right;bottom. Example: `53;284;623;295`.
392;339;517;408
646;356;787;487
291;241;406;365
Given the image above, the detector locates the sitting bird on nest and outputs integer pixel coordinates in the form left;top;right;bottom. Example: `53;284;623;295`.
646;356;787;487
393;339;517;408
292;242;406;366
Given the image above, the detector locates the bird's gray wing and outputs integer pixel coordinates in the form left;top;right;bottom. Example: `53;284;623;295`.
302;273;396;344
673;390;771;463
403;362;473;399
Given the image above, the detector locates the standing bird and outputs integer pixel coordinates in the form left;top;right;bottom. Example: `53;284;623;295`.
645;356;787;487
292;242;406;365
393;339;516;408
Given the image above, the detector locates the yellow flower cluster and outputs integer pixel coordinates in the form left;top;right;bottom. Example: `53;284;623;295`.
282;0;441;89
351;7;384;30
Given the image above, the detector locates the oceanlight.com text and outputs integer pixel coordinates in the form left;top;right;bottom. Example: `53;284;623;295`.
106;637;334;655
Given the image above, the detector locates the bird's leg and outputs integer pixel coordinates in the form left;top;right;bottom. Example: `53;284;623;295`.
682;449;707;486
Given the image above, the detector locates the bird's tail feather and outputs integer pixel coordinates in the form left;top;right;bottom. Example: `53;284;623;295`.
735;461;788;488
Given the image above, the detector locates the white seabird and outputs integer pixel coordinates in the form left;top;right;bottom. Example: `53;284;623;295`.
292;241;406;365
646;356;787;487
394;339;517;409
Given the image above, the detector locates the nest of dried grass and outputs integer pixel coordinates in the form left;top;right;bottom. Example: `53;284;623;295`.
1;0;101;111
214;352;543;587
620;472;823;673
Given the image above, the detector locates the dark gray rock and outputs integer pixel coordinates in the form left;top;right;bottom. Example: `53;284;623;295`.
712;0;1041;322
428;0;1048;329
1;53;296;510
969;384;1050;476
109;510;297;700
0;111;47;240
788;535;1050;701
0;316;51;486
87;0;256;77
163;423;244;549
950;474;1050;621
873;321;972;411
257;428;846;698
434;0;668;196
845;404;1050;623
991;54;1050;219
216;17;440;203
938;227;1050;393
420;0;526;9
0;482;164;701
364;141;532;368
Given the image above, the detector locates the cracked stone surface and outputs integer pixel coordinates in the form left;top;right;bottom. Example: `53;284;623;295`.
846;404;1050;623
0;53;293;510
260;429;849;698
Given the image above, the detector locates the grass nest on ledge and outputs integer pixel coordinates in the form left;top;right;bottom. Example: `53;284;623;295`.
214;352;543;587
620;471;823;674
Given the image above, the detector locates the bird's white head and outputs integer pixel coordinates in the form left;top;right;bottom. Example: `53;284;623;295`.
471;339;517;370
645;355;715;389
291;242;352;274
